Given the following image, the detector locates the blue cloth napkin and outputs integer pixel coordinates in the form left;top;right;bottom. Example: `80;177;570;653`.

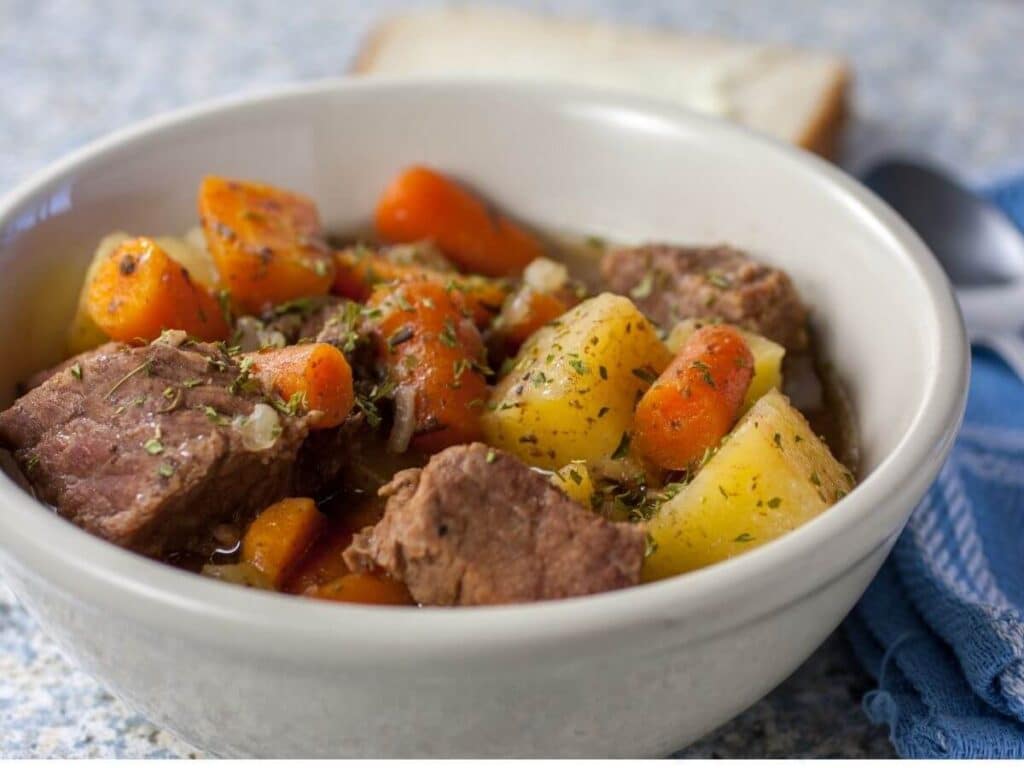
845;175;1024;758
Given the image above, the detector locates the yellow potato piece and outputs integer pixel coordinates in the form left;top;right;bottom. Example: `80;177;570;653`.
550;461;595;508
643;388;854;580
666;318;785;412
482;293;671;469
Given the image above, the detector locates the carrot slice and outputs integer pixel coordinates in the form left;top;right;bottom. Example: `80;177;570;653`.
633;325;754;470
375;166;543;277
307;572;414;605
247;343;355;429
199;176;335;314
84;237;228;343
333;245;509;328
241;498;327;589
369;278;489;453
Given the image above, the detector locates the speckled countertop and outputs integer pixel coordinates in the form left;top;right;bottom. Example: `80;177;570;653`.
1;0;1023;758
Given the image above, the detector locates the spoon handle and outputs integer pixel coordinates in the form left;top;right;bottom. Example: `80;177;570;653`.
973;332;1024;381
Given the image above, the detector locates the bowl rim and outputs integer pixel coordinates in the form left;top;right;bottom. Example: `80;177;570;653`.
0;77;968;659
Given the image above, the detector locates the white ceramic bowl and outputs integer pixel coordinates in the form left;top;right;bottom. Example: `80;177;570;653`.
0;79;967;757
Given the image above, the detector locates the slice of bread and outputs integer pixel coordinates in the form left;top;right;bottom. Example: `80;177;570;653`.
354;6;849;158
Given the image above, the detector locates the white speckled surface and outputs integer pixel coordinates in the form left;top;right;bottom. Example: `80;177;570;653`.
1;0;1022;758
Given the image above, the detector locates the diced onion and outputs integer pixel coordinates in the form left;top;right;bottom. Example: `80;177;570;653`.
233;316;286;353
387;385;416;454
234;403;281;451
524;257;569;293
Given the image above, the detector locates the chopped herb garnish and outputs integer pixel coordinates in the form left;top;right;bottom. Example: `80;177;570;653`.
395;292;413;312
631;366;657;384
691;360;715;389
69;363;83;380
216;289;233;327
25;454;39;471
733;532;755;543
182;378;203;389
144;438;164;455
439;319;458;348
157;463;175;478
568;468;583;485
810;471;822;486
568;358;588;375
105;359;153;398
200;405;231;425
485;448;497;464
706;271;732;289
272;297;315;317
766;497;782;509
643;533;658;558
630;271;655;300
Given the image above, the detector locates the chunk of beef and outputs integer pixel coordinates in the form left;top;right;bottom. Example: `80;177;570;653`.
0;339;308;558
601;244;809;351
260;295;347;344
344;443;645;605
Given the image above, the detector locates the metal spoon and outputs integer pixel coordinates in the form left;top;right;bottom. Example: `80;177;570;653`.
863;159;1024;380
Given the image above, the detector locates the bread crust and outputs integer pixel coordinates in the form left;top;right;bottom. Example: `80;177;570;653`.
353;10;850;161
797;65;850;159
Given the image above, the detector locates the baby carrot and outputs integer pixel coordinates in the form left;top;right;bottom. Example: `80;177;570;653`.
241;497;327;590
375;166;543;277
247;343;355;429
633;325;754;470
85;237;229;343
368;278;490;453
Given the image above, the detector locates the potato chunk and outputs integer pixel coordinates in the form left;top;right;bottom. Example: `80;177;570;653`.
482;293;670;469
550;461;595;508
666;318;785;411
643;389;854;580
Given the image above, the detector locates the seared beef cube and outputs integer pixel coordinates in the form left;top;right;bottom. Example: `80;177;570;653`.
344;443;645;605
601;244;809;351
0;339;308;558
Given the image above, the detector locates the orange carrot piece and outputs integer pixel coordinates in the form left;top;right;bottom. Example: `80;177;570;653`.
332;246;433;301
284;522;354;595
375;166;543;277
307;572;414;605
333;246;510;328
493;287;571;355
85;237;228;343
241;497;327;589
633;325;754;470
369;278;489;453
199;176;335;314
247;343;355;429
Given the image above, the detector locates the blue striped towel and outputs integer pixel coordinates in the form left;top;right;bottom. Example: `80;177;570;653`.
845;174;1024;758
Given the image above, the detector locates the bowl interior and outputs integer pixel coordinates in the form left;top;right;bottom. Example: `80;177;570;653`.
0;81;942;484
